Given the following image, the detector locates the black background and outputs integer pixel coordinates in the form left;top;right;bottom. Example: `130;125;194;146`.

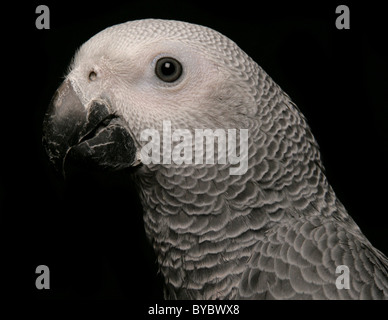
2;1;387;302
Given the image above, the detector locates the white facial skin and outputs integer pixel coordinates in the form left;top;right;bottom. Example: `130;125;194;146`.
66;37;235;148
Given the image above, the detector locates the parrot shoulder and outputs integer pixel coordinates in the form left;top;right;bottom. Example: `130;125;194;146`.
238;216;388;299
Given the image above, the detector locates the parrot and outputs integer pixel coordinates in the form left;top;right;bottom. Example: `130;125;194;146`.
42;19;388;299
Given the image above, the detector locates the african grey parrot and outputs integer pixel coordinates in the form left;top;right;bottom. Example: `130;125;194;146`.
43;19;388;299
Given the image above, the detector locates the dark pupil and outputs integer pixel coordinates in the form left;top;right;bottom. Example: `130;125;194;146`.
155;57;182;82
161;62;175;76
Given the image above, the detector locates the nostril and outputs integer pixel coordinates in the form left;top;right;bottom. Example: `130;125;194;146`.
88;71;97;81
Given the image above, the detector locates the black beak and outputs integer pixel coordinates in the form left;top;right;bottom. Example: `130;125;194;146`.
43;79;137;176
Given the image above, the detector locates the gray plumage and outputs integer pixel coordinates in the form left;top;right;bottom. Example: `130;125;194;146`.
43;19;388;299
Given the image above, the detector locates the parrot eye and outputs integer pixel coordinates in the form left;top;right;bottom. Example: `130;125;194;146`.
155;57;182;83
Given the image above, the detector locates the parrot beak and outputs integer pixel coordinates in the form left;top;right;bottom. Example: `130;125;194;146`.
43;79;138;177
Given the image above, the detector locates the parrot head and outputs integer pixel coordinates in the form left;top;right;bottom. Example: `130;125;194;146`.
43;19;257;176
